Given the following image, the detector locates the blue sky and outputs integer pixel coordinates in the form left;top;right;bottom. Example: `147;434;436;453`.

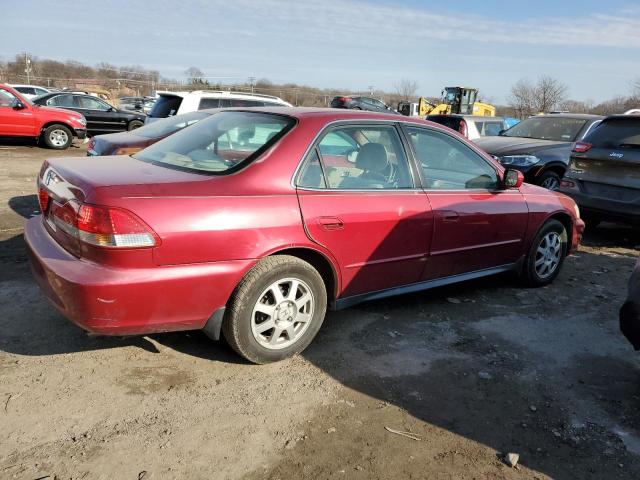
2;0;639;103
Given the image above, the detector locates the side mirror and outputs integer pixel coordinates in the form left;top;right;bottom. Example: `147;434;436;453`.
503;169;524;189
11;98;25;109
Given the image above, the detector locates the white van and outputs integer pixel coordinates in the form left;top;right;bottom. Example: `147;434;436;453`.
145;90;292;123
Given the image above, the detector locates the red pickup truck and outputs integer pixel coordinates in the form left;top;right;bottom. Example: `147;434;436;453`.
0;83;87;149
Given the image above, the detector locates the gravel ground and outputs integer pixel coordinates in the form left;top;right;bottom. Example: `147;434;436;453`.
1;139;639;480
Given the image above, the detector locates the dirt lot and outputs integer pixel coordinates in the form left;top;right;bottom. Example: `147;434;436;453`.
1;139;639;480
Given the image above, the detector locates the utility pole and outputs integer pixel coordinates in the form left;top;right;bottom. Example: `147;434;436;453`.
368;85;374;96
248;76;256;93
24;53;32;84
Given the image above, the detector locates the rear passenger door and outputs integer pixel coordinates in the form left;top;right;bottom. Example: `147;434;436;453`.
403;125;529;279
296;123;432;298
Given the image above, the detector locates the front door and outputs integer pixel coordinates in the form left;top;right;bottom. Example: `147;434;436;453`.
75;96;125;134
0;88;35;136
402;125;529;279
296;123;432;297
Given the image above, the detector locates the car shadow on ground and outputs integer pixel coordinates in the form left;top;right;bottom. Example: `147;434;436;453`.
0;137;84;149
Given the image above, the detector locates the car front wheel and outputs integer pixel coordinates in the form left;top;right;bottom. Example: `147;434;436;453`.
222;255;327;364
42;124;72;149
521;219;567;287
537;171;561;190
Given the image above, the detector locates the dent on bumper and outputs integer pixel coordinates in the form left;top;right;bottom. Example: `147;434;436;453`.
25;217;253;335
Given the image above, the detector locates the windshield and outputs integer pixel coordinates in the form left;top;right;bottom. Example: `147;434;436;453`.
503;116;587;142
134;111;296;174
133;111;210;139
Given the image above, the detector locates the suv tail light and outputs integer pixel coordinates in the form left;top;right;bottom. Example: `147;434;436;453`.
50;201;158;248
339;96;352;103
459;119;468;138
572;141;592;153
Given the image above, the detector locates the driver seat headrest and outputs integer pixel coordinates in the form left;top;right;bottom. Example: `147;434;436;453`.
356;143;388;172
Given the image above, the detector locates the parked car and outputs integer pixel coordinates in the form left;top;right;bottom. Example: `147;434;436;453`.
559;115;639;226
330;95;398;114
426;114;507;140
87;110;211;156
27;108;584;364
621;257;640;350
32;92;146;135
119;96;156;114
145;90;292;123
475;114;603;190
8;84;51;99
0;83;86;149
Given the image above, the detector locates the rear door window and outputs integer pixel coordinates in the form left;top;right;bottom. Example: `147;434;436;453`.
198;98;220;109
148;95;183;118
46;94;76;108
586;118;640;149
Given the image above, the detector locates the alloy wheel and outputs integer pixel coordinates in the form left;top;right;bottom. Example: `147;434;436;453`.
535;232;562;279
251;277;315;350
49;129;69;147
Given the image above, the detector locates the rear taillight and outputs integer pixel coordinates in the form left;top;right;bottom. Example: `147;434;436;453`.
572;142;592;153
459;119;468;138
38;186;50;213
50;201;158;248
339;96;352;103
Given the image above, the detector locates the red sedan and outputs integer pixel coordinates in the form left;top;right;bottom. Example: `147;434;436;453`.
26;108;584;363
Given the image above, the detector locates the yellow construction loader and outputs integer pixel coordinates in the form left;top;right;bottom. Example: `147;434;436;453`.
398;87;495;117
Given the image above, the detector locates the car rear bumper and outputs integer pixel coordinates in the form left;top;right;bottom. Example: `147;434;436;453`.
25;216;253;336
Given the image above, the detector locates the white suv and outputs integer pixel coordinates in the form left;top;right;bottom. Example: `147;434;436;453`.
146;90;293;123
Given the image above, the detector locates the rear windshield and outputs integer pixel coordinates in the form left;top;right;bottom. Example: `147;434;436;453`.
586;118;640;149
148;95;182;118
427;116;461;131
133;111;210;139
134;111;296;174
503;116;587;142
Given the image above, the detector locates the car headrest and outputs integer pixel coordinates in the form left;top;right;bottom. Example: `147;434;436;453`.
356;143;387;172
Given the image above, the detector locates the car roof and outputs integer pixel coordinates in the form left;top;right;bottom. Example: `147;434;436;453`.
532;113;604;120
428;114;505;121
215;106;447;127
156;90;285;101
7;84;48;89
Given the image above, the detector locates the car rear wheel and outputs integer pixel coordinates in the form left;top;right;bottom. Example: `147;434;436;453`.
42;124;72;149
128;120;144;131
222;255;327;364
521;219;567;287
537;171;561;191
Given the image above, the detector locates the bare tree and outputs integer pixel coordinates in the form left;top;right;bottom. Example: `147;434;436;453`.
533;76;568;113
633;78;640;99
508;76;568;117
394;78;419;100
507;79;535;118
184;66;204;84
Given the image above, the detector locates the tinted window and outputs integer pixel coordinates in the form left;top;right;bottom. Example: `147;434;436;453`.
406;127;498;190
586;118;640;149
314;125;413;190
34;88;48;96
46;94;76;108
78;96;110;110
134;111;295;174
219;99;264;108
503;117;587;142
15;87;35;95
148;95;183;118
133;111;210;139
427;115;462;132
198;98;220;109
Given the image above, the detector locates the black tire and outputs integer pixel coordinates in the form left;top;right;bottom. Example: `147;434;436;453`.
42;124;72;150
128;120;144;131
536;171;561;191
521;219;568;287
221;255;327;364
